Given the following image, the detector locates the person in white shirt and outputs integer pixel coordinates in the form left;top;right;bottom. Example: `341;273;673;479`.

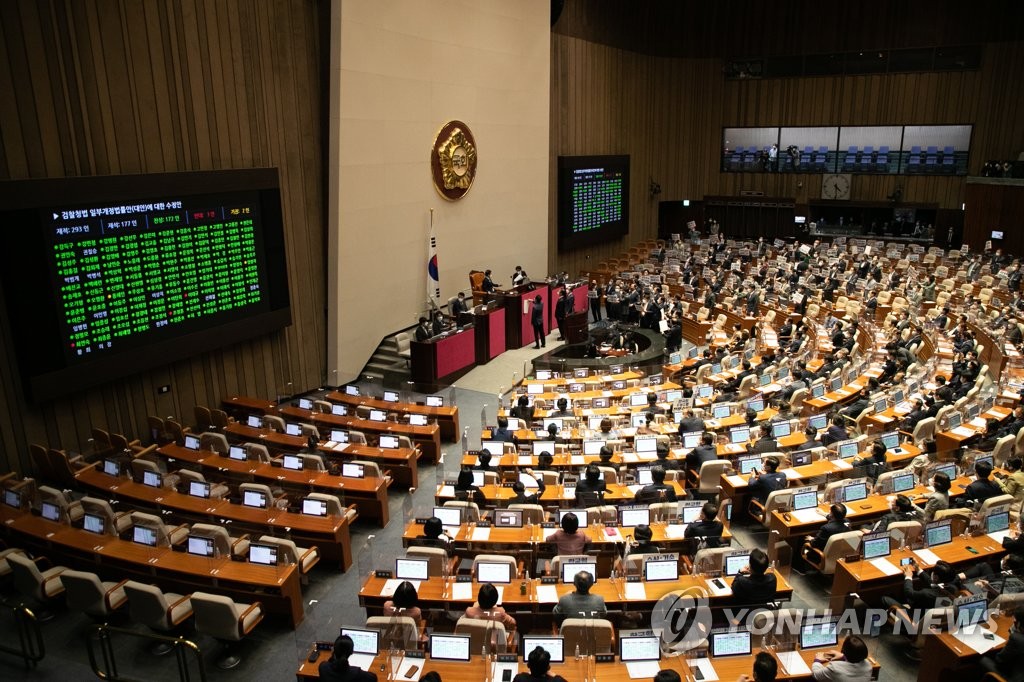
811;635;872;681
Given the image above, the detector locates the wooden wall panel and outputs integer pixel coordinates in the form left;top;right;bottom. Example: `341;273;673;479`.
0;0;326;475
551;35;1024;277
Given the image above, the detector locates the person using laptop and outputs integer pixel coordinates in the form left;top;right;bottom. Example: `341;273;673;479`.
545;512;587;555
997;458;1024;506
963;460;1002;506
811;634;871;681
748;456;787;506
869;495;921;533
731;548;777;607
913;471;950;523
655;442;680;471
684;502;724;549
318;634;377;682
492;416;515;443
598;417;617;437
807;504;850;552
686;432;718;474
677;409;705;434
636;466;678;503
737;651;779;682
980;605;1024;682
464;583;517;632
513;647;567;682
553;571;606;621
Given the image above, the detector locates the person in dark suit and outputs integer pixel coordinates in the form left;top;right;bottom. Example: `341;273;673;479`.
654;442;680;471
821;414;849;447
731;548;777;607
636;465;677;503
807;504;850;551
410;516;453;553
454;467;486;506
474;451;494;471
748;423;779;454
318;634;378;682
450;291;469;319
554;289;569;341
491;416;515;444
574;465;607;507
981;606;1024;682
513;647;568;682
899;399;928;432
748;456;787;505
481;269;496;293
684;502;724;548
964;460;1003;505
686;432;718;474
509;480;545;505
511;395;536;424
531;294;545;348
414;316;432;342
677;410;705;434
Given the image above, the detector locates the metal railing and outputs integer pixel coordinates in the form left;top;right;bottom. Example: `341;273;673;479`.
87;624;206;682
0;601;45;668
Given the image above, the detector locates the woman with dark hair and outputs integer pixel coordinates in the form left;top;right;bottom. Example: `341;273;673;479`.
454;467;486;506
915;471;951;523
384;581;424;639
413;516;452;552
512;647;567;682
545;512;586;555
465;583;517;630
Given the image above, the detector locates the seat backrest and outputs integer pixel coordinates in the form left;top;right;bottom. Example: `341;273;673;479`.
887;521;922;547
471;554;518;579
819;531;862;575
692;547;733;574
299;423;321;440
263;415;286;432
444;500;480;522
194;406;213;432
130;511;172;547
298;453;326;471
508;504;545;525
560;618;614;655
61;569;109;615
124;581;176;629
81;496;119;534
190;523;233;557
306;493;345;516
348;431;368;445
697;460;731;493
455;616;508;653
350;460;382;478
239;482;274;502
992;435;1015;466
406;547;449;576
366;616;419;650
191;592;246;641
256;536;299;565
245;443;272;462
979;494;1014;516
8;552;48;600
200;432;229;454
911;417;936;444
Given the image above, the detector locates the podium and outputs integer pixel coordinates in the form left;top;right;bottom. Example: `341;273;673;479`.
563;311;589;344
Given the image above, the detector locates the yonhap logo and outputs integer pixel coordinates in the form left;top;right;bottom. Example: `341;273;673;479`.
652;592;713;650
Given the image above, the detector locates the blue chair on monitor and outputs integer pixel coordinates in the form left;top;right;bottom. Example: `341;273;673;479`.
843;146;858;171
729;148;743;170
799;149;811;169
860;146;874;171
816;146;829;170
942;146;955;173
924;155;938;173
907;153;921;172
877;146;890;171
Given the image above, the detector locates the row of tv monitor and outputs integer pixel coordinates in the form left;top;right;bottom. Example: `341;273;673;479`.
533;365;635;381
336;384;446;407
245;409;430;429
100;454;370;481
429;503;706;531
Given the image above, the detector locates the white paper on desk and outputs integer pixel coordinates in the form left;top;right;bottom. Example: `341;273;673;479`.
324;441;338;449
792;508;826;524
349;653;376;671
536;585;559;603
492;662;519;680
627;484;643;495
725;475;747;488
637;452;657;461
706;579;732;597
625;583;647;600
775;650;810;676
970;417;989;428
953;627;1005;654
570;455;585;465
450;582;472;601
395;659;423;681
869;557;902;576
989;530;1012;544
784;468;802;480
952;426;978;438
518;455;533;466
380;579;420;597
832;459;853;470
875;415;894;423
438;485;454;497
622;453;639;464
664;524;686;539
689;657;719;681
626;661;662;679
849;383;864;391
914;548;941;565
472;526;491;541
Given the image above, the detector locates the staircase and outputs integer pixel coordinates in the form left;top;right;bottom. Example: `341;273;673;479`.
360;329;413;386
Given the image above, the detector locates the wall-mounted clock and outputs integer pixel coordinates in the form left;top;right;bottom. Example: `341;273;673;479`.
821;173;851;200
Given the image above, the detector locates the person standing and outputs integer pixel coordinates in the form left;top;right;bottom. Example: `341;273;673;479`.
531;295;545;349
555;289;569;341
481;269;495;293
589;281;603;322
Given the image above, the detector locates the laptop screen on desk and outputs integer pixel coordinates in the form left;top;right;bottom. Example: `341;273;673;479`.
302;498;328;516
132;525;158;547
644;559;678;582
544;418;565;431
635;437;657;454
249;543;278;565
934;463;956;481
925;521;953;547
955;597;988;628
495;510;523;528
430;635;471;662
800;619;839;649
229;445;247;461
340;463;364;478
103;459;120;476
426;395;444;407
683;432;701;449
188;481;211;498
710;630;752;657
332;404;347;416
330;429;349;442
793;491;818;510
987;511;1010;534
772;421;792;438
630;393;649;407
83;513;105;534
184;435;201;450
395;558;429;581
561;561;597;584
875;398;889;414
433;506;462;527
724;553;750;576
41;501;60;521
681;502;703;524
842;482;868;503
880;432;899;450
792;451;812;467
475;561;512;584
142;470;162;488
620;507;651;527
747;397;765;412
838;441;860;459
522;636;563;663
247;415;263;428
620;635;661;662
862;533;891;559
811;384;826;398
368;410;387;422
558;509;587;528
946;412;962;430
341;628;379;656
187;535;215;557
242;490;267;509
282;455;302;470
808;414;828;430
532;441;555;457
730;427;750;445
584;440;605;456
891;472;915;493
298;398;313;409
383;391;399;403
697;385;714;398
379;435;399;449
713;405;731;419
738;456;760;475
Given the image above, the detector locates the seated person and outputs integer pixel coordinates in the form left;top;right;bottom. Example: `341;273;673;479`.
510;395;536;424
411;516;452;551
883;560;961;618
509;479;545;505
492;416;515;443
636;465;678;503
553;570;606;620
748;423;779;454
807;504;850;552
655;442;680;471
869;495;921;533
454;467;486;506
797;423;823;450
998;458;1024;506
318;634;378;682
383;581;426;642
963;460;1003;506
549;398;572;417
628;523;661;554
574;465;607;506
686;432;718;473
597;417;617;437
474;451;494;471
513;647;568;682
980;606;1024;681
811;635;871;681
821;414;849;447
851;440;888;480
914;471;951;523
677;410;705;434
597;445;617;466
748;456;787;506
545;512;587;555
731;548;777;607
684;502;724;548
465;583;517;631
738;651;778;682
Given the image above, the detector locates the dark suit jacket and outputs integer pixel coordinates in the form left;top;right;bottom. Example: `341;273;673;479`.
731;572;778;606
964;478;1003;504
318;659;378;682
684;520;724;548
636;483;677;503
749;437;779;454
686;445;718;472
678;417;705;433
982;630;1024;682
748;471;786;504
811;519;851;550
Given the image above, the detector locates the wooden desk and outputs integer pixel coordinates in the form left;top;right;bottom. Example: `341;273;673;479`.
157;444;392;526
222;395;278;416
75;467;356;571
0;507;304;627
223;422;420;489
278;406;442;464
830;536;1006;612
917;612;1013;682
935;406;1013;454
411;325;477;388
435;481;686;507
323;392;460;442
802;367;884;414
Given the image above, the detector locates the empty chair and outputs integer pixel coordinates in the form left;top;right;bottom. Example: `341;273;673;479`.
350;460;383;478
262;415;286;432
366;615;419;650
908;417;936;444
190;523;251;558
164;420;189;445
887;521;922;548
194;406;214;432
691;547;735;575
688;460;731;500
210;409;231;429
130;457;179;489
560;618;614;655
244;443;272;463
509;503;545;525
395;332;412;366
802;530;862;575
348;430;368;445
238;482;284;510
81;496;132;535
130;511;189;546
254;536;320;578
455;616;511;654
199;432;229;455
123;581;194;655
38;485;83;523
8;552;67;614
298;423;320;440
313;400;333;414
444;500;481;522
470;554;519;579
304;493;357;521
749;489;793;526
406;547;454;577
61;569;128;617
190;592;264;669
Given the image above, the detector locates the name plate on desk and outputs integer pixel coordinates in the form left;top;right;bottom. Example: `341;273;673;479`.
541;522;557;529
375;570;393;579
540;576;559;584
456;575;473;583
404;650;425;659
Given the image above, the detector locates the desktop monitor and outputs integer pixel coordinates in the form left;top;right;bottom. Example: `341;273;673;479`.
345;385;360;396
472;471;486;487
430;635;472;662
747;397;765;412
242;490;268;509
862;533;891;560
777;367;790;380
481;441;504;456
759;373;772;387
332;404;347;416
793;490;818;510
132;525;158;547
426;395;444;407
282;454;302;470
247;415;263;428
612;381;626;390
681;501;703;524
341;628;380;657
874;398;889;414
934;463;957;481
2;489;21;509
709;630;752;658
41;501;61;522
792;451;812;467
527;383;544;395
635;437;657;454
688;347;699;359
330;429;349;442
946;412;962;430
249;543;278;565
697;385;714;398
713;404;731;420
395;558;430;581
558;509;588;529
987;511;1010;534
800;619;839;649
620;507;651;527
583;440;605;456
506;418;520;431
409;414;428;426
342;463;365;478
710;364;722;375
966;404;981;420
379;435;399;449
433;506;462;527
665;390;683;403
811;384;826;398
630;393;649;407
302;498;329;516
893;388;905;403
475;561;513;584
880;432;900;450
925;520;953;547
187;534;216;557
955;597;989;628
648;374;664;386
620;634;661;662
772;421;792;439
730;427;750;445
532;441;555;457
368;410;387;422
285;423;302;436
841;482;868;503
229;445;247;461
808;414;828;430
103;459;121;476
737;456;760;475
521;636;564;663
683;432;701;449
974;455;994;470
536;370;552;381
544;418;565;432
561;561;597;584
724;553;750;576
495;510;523;528
383;390;400;403
631;413;647;428
569;383;585;393
636;468;654;486
83;512;105;534
838;441;860;459
574;368;589;379
298;398;313;409
142;470;162;488
891;472;915;494
592;397;610;409
669;352;682;364
829;376;843;391
188;481;211;499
